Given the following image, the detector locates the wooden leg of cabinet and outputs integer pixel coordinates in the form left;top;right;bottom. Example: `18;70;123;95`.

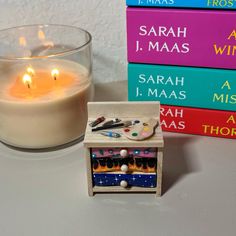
156;148;163;197
85;148;94;197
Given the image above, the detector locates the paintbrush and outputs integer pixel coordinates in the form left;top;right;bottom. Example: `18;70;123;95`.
92;121;132;132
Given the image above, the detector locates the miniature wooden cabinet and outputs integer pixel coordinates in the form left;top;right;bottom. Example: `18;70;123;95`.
84;102;164;197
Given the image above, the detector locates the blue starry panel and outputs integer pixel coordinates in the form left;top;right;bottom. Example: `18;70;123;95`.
93;173;157;188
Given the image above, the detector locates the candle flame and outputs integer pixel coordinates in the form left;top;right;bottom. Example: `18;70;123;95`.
19;37;27;46
38;30;46;40
51;68;59;80
22;74;32;89
26;66;35;77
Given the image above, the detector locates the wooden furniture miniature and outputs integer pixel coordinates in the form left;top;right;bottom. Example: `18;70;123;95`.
83;102;164;197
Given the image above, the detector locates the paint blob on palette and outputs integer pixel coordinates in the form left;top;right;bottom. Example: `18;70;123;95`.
122;118;159;141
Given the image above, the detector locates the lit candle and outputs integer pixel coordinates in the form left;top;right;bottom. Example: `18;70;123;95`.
0;60;93;149
51;68;59;80
22;73;32;89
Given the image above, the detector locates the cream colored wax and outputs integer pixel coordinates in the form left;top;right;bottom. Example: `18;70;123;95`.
0;60;93;149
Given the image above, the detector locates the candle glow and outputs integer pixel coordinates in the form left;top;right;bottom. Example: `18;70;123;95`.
51;68;60;80
19;36;27;46
38;30;46;40
22;73;32;89
26;66;35;77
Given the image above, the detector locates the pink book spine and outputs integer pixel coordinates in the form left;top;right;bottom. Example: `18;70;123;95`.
127;8;236;69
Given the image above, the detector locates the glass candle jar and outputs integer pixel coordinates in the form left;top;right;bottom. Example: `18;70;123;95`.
0;24;94;149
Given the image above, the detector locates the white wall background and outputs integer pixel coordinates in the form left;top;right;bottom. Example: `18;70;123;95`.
0;0;127;83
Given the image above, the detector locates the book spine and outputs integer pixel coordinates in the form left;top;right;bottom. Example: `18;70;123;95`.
127;8;236;69
160;105;236;139
128;63;236;111
126;0;236;9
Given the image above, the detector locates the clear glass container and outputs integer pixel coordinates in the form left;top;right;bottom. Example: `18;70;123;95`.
0;24;94;149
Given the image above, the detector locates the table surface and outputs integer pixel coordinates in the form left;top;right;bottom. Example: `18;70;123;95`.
0;81;235;236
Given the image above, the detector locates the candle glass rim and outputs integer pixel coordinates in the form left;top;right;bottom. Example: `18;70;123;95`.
0;24;92;61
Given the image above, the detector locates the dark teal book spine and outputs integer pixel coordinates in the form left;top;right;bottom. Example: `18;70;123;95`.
128;63;236;111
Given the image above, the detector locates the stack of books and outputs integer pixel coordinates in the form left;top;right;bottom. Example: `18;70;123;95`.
126;0;236;139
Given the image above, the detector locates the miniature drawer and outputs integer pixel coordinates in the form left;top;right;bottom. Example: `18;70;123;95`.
93;173;157;188
91;147;157;173
91;147;157;158
92;156;157;173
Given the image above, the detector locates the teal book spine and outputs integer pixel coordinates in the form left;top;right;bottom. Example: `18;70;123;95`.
128;63;236;111
126;0;236;9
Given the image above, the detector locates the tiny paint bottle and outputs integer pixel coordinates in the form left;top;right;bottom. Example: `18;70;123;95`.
99;131;121;138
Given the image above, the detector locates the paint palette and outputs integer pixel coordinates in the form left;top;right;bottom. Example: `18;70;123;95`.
122;118;159;141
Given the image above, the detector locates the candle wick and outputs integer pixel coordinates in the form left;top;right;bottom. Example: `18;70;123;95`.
27;82;31;89
54;76;57;81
